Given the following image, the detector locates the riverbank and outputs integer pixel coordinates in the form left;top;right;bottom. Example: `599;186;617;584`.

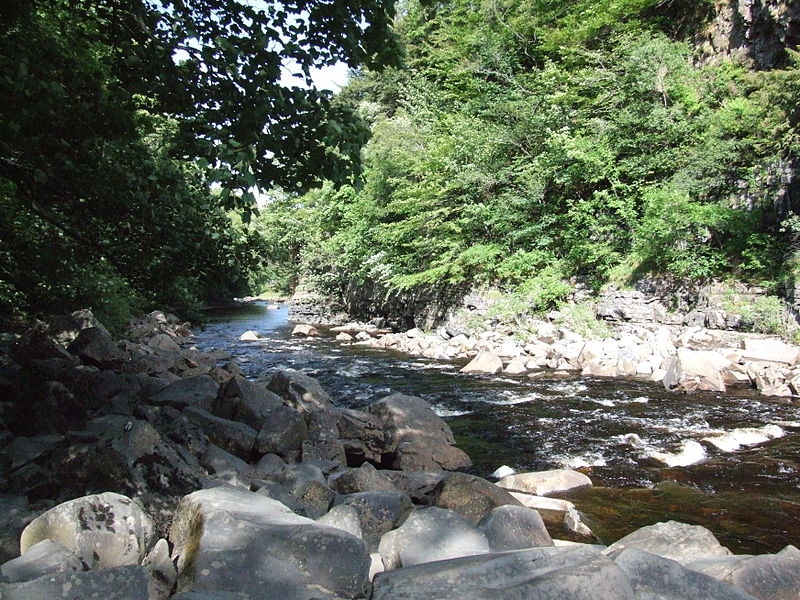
1;308;798;599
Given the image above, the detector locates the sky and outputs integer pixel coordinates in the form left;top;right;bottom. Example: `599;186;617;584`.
280;61;351;92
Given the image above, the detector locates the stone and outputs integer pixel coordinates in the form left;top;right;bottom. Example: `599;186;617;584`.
611;547;758;600
302;409;347;464
142;538;177;600
147;333;181;353
0;539;82;583
329;463;397;495
497;469;593;497
0;435;64;472
379;507;489;570
291;479;337;519
741;338;800;365
201;444;251;477
460;351;503;374
183;406;257;460
48;309;110;346
432;472;522;525
332;490;414;552
316;504;364;540
478;505;554;551
150;375;219;411
663;348;727;393
604;520;732;565
336;408;385;466
20;492;156;570
371;546;635;600
291;324;320;337
169;487;370;600
255;405;307;460
67;326;125;368
382;470;448;505
213;375;284;430
368;394;471;471
504;359;528;375
507;492;577;527
687;545;800;600
0;496;35;563
0;565;150;600
267;370;333;413
238;330;261;341
336;332;353;342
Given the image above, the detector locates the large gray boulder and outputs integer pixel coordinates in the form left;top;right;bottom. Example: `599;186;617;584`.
336;408;385;466
67;326;126;369
169;487;370;600
255;405;307;460
662;349;726;393
611;547;758;600
332;490;414;552
372;546;635;600
0;564;150;599
316;505;364;540
0;539;82;583
212;375;284;430
302;409;347;464
378;507;490;570
687;545;800;600
367;394;471;471
267;370;333;413
432;472;522;524
604;521;732;565
329;463;397;495
478;505;554;551
20;492;156;570
150;375;219;411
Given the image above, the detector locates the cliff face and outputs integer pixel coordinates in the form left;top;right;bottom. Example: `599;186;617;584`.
697;0;800;69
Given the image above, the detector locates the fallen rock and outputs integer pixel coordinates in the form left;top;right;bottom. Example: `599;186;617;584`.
336;332;354;342
460;351;503;375
238;330;262;341
332;490;414;552
0;496;36;563
329;462;397;495
0;564;150;599
183;406;257;460
212;375;284;430
432;472;522;524
604;520;732;565
611;547;758;600
20;492;155;570
170;487;370;599
478;505;554;551
67;327;125;369
0;539;82;583
316;504;364;540
379;507;489;570
497;469;593;497
741;338;800;366
663;348;726;393
371;546;635;600
291;324;320;337
267;370;333;413
336;408;385;466
142;538;177;600
255;405;307;460
503;359;528;375
368;394;471;471
150;375;219;411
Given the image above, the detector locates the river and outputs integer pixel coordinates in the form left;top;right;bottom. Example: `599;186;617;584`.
197;302;800;554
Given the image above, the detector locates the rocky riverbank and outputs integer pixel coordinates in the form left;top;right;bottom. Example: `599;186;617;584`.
0;310;798;599
289;283;800;400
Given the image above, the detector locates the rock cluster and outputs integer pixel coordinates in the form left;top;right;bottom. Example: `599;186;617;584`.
1;309;798;599
327;319;800;398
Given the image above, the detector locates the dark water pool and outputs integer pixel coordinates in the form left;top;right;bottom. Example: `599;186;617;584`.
196;302;800;553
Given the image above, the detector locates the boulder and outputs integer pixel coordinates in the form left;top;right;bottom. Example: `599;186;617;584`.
183;406;257;460
316;504;364;540
379;507;489;570
67;326;125;369
142;538;177;600
382;470;448;505
336;408;385;466
432;472;522;525
200;444;251;477
336;332;354;342
150;375;219;411
0;435;64;472
20;492;156;570
238;330;262;341
604;520;732;565
611;547;758;600
169;487;370;600
332;490;414;552
478;505;554;551
255;405;308;460
663;348;726;393
48;309;110;346
741;338;800;365
267;370;333;413
460;352;503;375
367;394;471;471
0;496;36;563
687;545;800;600
213;375;284;430
497;469;593;497
504;359;528;375
0;539;82;583
371;546;635;600
147;333;181;353
291;324;320;337
0;564;150;600
329;463;397;495
302;409;347;464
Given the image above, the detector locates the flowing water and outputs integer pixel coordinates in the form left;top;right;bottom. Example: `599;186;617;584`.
197;302;800;554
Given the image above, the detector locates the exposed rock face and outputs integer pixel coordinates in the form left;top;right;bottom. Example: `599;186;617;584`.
0;564;151;600
604;521;733;565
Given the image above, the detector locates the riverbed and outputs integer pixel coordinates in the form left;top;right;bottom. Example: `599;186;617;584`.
197;302;800;554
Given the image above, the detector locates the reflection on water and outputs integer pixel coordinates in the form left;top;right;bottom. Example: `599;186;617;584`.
197;302;800;553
